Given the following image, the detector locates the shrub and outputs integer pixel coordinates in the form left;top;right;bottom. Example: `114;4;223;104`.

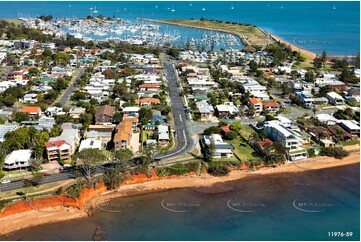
224;131;238;140
156;161;199;177
0;171;5;179
207;163;230;177
320;147;349;159
54;187;63;196
103;169;123;190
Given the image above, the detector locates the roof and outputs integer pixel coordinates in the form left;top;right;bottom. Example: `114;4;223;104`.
139;84;160;88
123;117;138;123
79;139;102;151
220;126;231;133
96;105;115;117
307;126;332;137
45;140;66;149
328;124;352;139
5;149;32;164
258;138;273;148
22;106;41;113
263;102;280;108
114;121;133;142
135;98;160;105
249;98;262;105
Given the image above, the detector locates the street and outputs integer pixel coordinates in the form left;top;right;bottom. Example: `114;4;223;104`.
59;68;85;107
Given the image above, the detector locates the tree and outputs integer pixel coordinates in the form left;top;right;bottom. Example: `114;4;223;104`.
207;162;230;176
102;69;118;79
321;51;327;66
13;111;30;123
204;137;215;162
103;168;123;190
113;112;122;123
139;107;152;125
54;52;70;66
140;143;159;165
305;70;315;82
115;148;133;164
28;67;40;78
33;131;49;159
31;172;44;187
224;131;238;140
229;122;242;132
203;126;222;135
78;149;107;179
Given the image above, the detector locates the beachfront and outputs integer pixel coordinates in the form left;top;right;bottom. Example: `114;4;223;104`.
0;152;359;236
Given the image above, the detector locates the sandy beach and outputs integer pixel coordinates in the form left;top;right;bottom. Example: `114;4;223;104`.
0;152;359;236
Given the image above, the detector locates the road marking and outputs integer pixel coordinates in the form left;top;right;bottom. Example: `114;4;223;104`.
179;114;182;122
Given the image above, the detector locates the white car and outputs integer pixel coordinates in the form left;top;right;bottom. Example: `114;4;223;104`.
1;180;10;184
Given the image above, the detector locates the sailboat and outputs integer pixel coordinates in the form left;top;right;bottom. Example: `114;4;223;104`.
202;8;206;11
93;6;98;13
231;5;234;10
189;1;192;7
333;5;336;10
171;6;175;12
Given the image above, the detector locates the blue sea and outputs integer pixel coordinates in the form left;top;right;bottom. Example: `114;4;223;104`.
1;164;359;241
0;1;359;55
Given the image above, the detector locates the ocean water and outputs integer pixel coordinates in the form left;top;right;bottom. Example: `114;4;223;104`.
0;1;359;55
2;163;359;241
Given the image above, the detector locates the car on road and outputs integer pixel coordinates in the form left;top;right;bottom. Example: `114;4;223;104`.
1;179;11;184
42;173;50;177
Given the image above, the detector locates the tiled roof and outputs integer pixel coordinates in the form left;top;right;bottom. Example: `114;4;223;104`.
45;140;65;149
22;106;41;113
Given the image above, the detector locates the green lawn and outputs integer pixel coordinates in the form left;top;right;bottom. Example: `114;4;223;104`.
238;125;257;140
141;130;155;143
341;140;359;146
226;138;263;162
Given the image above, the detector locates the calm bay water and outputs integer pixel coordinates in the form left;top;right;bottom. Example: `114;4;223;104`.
1;164;359;241
0;1;359;55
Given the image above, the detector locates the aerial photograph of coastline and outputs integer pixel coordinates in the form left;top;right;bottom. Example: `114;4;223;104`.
0;0;359;241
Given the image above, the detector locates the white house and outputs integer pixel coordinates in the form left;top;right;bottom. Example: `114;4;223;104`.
326;92;345;105
22;93;38;103
79;139;102;151
4;149;32;170
201;134;234;159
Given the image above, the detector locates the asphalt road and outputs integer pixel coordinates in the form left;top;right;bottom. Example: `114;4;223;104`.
156;61;195;160
0;172;78;192
59;68;85;107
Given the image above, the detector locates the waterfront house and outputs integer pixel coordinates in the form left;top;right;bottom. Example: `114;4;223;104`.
45;140;71;162
4;149;32;170
201;134;234;159
337;120;360;137
113;120;133;150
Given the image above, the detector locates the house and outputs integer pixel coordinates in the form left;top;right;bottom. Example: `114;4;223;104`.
345;87;360;103
45;106;64;117
254;138;273;155
22;93;38;103
264;121;308;161
307;126;335;147
21;106;42;118
0;124;17;142
328;124;353;142
220;126;231;134
7;71;24;81
87;125;114;145
337;120;360;137
196;101;214;120
263;102;280;113
123;117;138;131
45;140;71;162
113;120;133;150
296;91;314;109
139;84;160;92
248;98;263;116
326;92;345;105
4;149;32;170
135;98;160;107
68;107;86;119
79;139;102;151
157;124;169;145
201;134;234;159
122;107;140;118
20;117;56;131
49;128;81;155
215;102;239;117
95;105;115;125
315;114;338;125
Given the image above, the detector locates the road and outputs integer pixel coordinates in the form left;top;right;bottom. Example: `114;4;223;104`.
59;68;85;107
156;61;195;160
0;172;77;192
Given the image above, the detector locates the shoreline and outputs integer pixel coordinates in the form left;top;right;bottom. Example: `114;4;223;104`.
138;18;318;60
0;151;359;236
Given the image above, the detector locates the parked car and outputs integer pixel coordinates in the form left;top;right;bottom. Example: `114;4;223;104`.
1;180;11;184
42;173;50;177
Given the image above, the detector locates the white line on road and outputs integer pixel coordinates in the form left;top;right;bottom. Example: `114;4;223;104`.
179;114;182;122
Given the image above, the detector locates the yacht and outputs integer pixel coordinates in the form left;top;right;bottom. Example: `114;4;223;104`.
231;5;234;10
333;5;336;10
171;6;175;12
202;8;206;11
93;6;98;13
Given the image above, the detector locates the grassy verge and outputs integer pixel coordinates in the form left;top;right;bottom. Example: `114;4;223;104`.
341;140;359;146
226;138;263;163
